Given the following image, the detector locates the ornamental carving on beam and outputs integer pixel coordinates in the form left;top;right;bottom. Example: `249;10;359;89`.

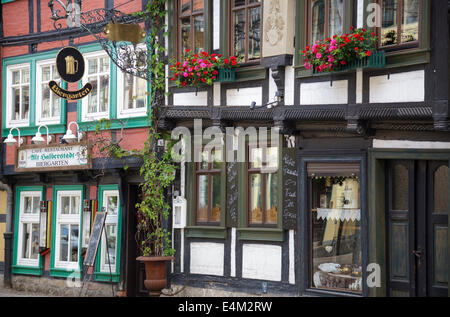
264;0;285;46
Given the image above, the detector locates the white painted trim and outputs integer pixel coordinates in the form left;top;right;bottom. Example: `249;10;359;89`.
373;139;450;149
289;230;295;285
116;70;148;119
180;228;185;273
99;190;119;274
6;63;31;129
81;51;111;122
357;0;364;28
230;227;236;277
36;59;62;126
356;69;363;104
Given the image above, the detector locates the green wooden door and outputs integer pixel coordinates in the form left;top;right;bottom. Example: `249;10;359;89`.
386;160;449;297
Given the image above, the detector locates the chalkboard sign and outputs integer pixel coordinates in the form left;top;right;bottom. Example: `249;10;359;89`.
282;148;298;230
83;212;107;267
226;162;239;227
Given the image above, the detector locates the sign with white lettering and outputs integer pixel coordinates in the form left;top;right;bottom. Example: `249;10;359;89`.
15;143;91;172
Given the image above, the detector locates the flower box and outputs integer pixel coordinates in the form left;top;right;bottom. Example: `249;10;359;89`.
217;68;236;83
312;50;386;74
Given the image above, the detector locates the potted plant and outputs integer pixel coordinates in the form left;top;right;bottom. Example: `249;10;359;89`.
135;128;176;297
302;27;382;73
170;50;242;87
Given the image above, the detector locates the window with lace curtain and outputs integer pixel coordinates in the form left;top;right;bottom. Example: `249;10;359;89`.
308;0;344;44
379;0;420;49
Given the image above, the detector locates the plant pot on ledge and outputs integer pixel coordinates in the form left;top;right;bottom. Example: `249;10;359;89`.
137;256;175;297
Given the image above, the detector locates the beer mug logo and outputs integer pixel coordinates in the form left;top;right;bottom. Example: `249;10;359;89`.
65;55;79;75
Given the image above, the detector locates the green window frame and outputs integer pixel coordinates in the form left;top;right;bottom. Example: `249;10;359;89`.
76;43;152;132
237;139;283;242
12;186;45;276
94;184;122;283
186;138;227;239
49;185;84;279
2;51;68;137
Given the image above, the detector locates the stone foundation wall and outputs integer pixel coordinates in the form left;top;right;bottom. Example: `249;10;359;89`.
11;275;118;297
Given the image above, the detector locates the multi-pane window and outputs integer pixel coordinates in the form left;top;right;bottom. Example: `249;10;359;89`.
55;191;81;269
117;73;147;118
37;61;61;124
308;0;344;44
178;0;205;57
17;192;41;267
379;0;420;48
8;65;30;126
248;146;279;227
195;150;222;225
309;164;362;294
100;191;119;273
83;53;110;121
231;0;262;62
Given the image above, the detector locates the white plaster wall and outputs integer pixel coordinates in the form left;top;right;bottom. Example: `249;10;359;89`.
369;70;425;103
285;66;295;106
173;91;209;106
190;242;224;276
213;83;221;106
373;140;450;149
226;87;263;106
269;69;277;103
213;0;220;50
357;0;364;28
300;80;348;105
242;244;282;282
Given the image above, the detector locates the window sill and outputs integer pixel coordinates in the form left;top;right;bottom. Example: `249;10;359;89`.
185;226;227;239
294;48;431;78
49;267;81;278
94;271;119;283
12;265;42;276
2;123;66;137
77;116;150;132
237;227;284;242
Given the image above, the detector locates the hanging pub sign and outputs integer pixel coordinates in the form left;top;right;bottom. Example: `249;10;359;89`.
15;142;91;173
49;46;92;100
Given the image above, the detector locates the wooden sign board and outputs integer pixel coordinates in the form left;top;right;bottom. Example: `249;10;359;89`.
83;212;107;267
15;142;91;173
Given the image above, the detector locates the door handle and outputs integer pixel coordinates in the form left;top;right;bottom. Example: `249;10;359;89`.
412;249;422;267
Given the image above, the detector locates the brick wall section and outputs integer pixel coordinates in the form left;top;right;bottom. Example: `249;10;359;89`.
2;1;29;37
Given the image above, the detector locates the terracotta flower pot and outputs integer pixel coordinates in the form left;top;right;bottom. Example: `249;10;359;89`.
136;256;174;297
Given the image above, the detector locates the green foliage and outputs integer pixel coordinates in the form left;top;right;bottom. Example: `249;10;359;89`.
92;0;176;257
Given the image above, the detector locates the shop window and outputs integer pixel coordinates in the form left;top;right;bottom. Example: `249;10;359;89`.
54;190;82;270
247;146;279;227
231;0;262;63
16;191;41;267
117;72;148;119
308;165;362;294
81;52;110;122
379;0;420;49
177;0;206;57
307;0;344;44
6;64;30;128
36;60;62;125
195;149;222;226
99;190;119;273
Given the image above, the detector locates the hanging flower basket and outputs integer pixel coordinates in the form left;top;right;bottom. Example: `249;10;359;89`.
303;27;382;74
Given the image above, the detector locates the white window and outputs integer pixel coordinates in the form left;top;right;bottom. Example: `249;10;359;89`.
54;190;81;270
81;51;110;122
36;60;62;125
117;72;148;119
6;64;30;128
100;190;119;273
17;192;41;267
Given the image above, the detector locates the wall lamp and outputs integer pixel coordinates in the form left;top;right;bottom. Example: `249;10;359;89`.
63;122;83;143
4;128;24;147
32;125;53;145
